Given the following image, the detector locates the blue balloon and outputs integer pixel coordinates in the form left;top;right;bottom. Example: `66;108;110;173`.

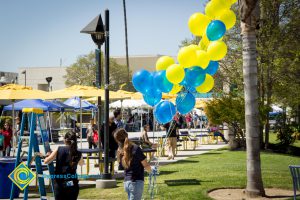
132;70;153;94
185;66;206;87
205;61;219;75
179;68;189;86
153;71;173;93
176;92;196;114
143;88;162;106
206;20;226;41
154;101;176;124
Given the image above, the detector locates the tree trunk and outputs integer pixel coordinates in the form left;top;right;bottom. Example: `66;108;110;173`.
240;0;265;197
242;30;265;197
264;64;272;149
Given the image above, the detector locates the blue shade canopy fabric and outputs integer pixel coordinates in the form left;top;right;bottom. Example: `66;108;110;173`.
46;100;74;112
3;99;60;112
63;96;97;110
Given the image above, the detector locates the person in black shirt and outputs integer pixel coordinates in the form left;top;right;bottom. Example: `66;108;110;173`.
114;128;154;200
100;116;118;172
163;120;179;160
44;132;84;200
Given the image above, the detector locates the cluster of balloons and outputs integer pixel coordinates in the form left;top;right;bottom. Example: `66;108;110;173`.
132;0;237;124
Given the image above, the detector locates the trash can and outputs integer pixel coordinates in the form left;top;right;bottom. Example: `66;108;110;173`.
0;158;20;199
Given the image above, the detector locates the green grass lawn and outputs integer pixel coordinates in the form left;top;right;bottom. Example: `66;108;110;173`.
79;149;300;200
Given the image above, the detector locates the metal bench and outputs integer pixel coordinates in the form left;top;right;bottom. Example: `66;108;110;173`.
289;165;300;200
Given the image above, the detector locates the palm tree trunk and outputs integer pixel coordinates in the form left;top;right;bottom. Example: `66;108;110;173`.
240;0;265;197
122;0;130;89
242;31;265;197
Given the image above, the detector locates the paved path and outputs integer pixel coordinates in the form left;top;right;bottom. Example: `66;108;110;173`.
10;131;226;200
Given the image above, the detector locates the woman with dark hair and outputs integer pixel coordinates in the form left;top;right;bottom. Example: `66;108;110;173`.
43;132;84;200
114;128;155;200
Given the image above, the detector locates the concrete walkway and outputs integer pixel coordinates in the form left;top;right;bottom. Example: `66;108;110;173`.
10;134;227;200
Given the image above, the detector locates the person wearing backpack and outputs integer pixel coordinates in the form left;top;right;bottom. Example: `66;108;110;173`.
43;132;84;200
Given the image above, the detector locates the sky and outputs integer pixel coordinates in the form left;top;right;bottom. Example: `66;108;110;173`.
0;0;206;72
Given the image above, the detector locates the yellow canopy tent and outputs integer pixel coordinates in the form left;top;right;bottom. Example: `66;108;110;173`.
45;85;121;148
0;84;51;155
0;84;49;100
46;85;108;99
85;89;133;101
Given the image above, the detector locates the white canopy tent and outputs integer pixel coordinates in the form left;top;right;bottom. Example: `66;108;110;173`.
109;99;149;109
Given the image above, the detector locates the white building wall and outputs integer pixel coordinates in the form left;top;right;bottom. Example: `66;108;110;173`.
18;67;67;91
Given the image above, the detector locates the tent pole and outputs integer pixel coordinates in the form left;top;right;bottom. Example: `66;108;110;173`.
152;111;155;143
140;107;143;132
12;100;15;157
47;111;54;144
80;97;83;149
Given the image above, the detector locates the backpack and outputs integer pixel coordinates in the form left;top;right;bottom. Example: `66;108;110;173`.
0;134;4;149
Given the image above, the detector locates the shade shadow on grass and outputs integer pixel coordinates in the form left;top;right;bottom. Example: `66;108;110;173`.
201;152;222;155
158;170;178;176
164;179;201;186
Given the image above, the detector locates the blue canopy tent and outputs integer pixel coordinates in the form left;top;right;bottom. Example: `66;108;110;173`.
3;99;63;144
63;96;97;110
3;99;61;112
45;100;75;130
46;100;75;112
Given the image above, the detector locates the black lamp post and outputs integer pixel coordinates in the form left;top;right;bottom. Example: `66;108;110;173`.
45;77;52;91
21;70;26;86
81;10;111;179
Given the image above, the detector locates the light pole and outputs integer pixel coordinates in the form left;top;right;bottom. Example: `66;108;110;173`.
46;77;52;91
21;70;26;86
81;10;115;183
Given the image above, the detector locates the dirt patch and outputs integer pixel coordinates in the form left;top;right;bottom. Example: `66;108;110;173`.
208;188;297;200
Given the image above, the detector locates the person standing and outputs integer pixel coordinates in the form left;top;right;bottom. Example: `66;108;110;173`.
192;112;199;129
44;132;84;200
163;120;179;160
1;122;12;156
114;109;124;128
100;116;118;172
86;119;97;153
114;128;155;200
185;113;192;129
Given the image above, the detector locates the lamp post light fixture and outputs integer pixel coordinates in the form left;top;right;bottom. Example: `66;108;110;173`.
81;10;114;183
21;70;26;86
45;77;53;91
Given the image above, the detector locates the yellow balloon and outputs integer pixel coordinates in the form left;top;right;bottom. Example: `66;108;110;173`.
196;74;214;93
166;64;185;84
188;13;211;36
195;50;210;69
198;34;210;50
205;0;228;19
169;84;183;94
189;44;202;51
229;0;237;5
177;46;197;68
216;10;236;30
156;56;175;71
207;41;228;61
